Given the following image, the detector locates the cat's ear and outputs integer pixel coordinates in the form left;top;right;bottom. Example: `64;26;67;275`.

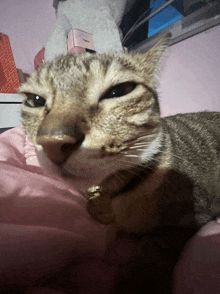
134;33;171;88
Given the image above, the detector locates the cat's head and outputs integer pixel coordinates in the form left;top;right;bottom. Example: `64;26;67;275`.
18;34;170;185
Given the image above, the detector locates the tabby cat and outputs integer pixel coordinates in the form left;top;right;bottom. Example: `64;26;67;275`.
19;33;220;293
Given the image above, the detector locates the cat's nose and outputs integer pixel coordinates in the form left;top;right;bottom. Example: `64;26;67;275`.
36;134;85;164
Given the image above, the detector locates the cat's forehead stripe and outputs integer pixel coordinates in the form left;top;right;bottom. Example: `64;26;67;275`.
81;55;114;76
46;62;53;77
116;56;137;72
100;58;113;75
40;54;136;84
27;53;138;98
53;53;133;73
35;67;41;86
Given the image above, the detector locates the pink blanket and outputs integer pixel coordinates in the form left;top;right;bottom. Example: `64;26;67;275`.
1;127;220;293
0;127;136;293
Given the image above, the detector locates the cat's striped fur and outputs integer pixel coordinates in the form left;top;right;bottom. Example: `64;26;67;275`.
19;34;220;293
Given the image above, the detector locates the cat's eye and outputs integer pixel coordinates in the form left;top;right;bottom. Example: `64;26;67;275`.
25;93;46;108
101;82;136;100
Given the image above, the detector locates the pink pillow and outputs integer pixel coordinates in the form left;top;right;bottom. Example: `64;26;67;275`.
174;220;220;294
0;127;135;293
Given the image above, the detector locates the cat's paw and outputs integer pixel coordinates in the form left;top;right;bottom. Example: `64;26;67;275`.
86;186;115;224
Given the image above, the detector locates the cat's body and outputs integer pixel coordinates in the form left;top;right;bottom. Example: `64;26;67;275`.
160;112;220;227
19;34;220;293
85;111;220;232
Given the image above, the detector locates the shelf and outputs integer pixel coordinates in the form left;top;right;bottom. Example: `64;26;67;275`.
0;94;23;128
0;93;24;103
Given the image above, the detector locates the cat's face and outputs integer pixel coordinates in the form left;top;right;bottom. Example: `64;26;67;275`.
18;35;169;189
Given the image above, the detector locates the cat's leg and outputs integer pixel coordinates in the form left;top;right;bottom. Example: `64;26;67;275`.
87;186;115;224
86;168;138;224
87;166;168;233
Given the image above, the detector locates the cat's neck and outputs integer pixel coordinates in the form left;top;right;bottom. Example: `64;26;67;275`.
62;174;103;196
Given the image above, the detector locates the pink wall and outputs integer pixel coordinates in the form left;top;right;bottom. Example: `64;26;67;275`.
0;0;219;115
0;0;55;74
158;25;220;116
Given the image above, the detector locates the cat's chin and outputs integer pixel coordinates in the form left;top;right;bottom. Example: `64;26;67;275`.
35;148;96;194
36;147;63;177
36;146;126;194
63;158;116;178
61;165;98;182
60;166;104;194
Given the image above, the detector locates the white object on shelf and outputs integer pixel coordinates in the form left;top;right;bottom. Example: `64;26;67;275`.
0;94;23;128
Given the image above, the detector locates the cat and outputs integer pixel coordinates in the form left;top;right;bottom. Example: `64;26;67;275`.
19;33;220;293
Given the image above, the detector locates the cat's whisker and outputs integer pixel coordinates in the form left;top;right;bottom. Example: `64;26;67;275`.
114;159;144;174
129;145;149;149
118;156;175;187
114;172;127;185
114;160;135;170
133;140;153;144
172;153;192;163
118;158;153;173
133;134;157;142
133;144;150;147
117;166;145;179
157;150;195;166
125;148;149;153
